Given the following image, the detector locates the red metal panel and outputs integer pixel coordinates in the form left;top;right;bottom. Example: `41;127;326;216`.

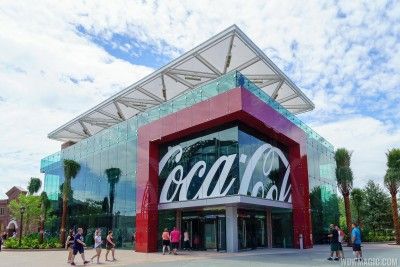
136;87;312;252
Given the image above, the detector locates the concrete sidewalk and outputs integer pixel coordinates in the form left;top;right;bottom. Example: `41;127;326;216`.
0;243;398;267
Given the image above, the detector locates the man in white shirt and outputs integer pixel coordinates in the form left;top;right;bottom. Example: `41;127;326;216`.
336;225;345;259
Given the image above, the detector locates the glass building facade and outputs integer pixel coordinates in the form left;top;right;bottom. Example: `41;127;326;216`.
41;71;338;250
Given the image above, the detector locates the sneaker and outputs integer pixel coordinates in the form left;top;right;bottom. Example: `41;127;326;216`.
327;257;333;261
71;263;76;266
334;258;339;261
84;260;90;264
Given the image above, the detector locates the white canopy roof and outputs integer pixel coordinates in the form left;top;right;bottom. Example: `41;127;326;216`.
49;25;314;142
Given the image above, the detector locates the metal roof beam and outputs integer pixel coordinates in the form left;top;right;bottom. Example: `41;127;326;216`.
97;109;123;122
278;93;298;104
82;118;118;125
223;34;235;74
65;128;89;138
161;74;167;100
235;56;260;71
168;69;217;79
271;80;284;100
136;86;164;103
118;97;159;105
165;73;194;89
119;101;146;112
283;104;311;109
113;101;126;120
78;121;91;136
245;74;280;80
194;54;222;75
254;79;281;88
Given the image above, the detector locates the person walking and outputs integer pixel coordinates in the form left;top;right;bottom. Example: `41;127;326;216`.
90;228;103;264
170;227;181;255
66;229;75;263
336;225;345;259
70;227;90;266
105;230;116;261
351;223;363;261
132;231;136;249
183;229;190;250
193;234;200;250
327;224;340;261
162;228;171;255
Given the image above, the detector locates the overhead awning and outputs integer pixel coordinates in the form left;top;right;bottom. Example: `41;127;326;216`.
49;25;314;142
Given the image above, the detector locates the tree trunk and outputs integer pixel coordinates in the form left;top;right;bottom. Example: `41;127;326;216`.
60;196;68;245
39;215;45;244
344;193;353;246
109;183;115;215
390;193;400;245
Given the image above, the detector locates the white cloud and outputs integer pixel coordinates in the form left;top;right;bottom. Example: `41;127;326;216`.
0;1;153;197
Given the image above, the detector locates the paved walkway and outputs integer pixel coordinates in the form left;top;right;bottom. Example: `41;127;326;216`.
1;244;399;267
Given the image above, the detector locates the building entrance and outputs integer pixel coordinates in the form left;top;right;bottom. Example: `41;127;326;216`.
181;210;226;251
238;210;267;250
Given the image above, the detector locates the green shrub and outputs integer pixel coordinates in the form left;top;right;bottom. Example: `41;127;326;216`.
4;238;19;249
4;235;62;249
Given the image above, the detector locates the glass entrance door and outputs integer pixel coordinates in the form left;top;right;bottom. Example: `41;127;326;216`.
204;215;226;251
204;218;217;249
182;210;226;251
238;210;267;250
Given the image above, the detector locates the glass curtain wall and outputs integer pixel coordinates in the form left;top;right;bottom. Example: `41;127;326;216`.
238;127;289;200
158;126;239;201
307;137;338;244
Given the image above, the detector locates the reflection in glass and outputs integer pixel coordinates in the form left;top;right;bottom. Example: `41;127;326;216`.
105;167;121;215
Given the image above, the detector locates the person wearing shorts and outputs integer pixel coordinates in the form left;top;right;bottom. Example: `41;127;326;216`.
71;228;89;266
162;228;171;255
352;223;362;261
90;228;102;264
336;225;345;259
66;229;75;263
170;227;181;255
183;230;190;250
105;230;116;261
327;224;340;261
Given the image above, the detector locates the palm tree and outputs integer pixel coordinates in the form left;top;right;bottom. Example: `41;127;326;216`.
27;177;42;195
105;168;121;215
24;177;42;233
60;159;81;244
384;148;400;245
39;192;50;243
351;188;364;225
335;148;353;246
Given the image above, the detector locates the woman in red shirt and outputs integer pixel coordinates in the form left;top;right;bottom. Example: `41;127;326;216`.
170;227;181;255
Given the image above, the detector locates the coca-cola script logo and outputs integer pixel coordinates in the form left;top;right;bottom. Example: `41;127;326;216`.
159;143;291;204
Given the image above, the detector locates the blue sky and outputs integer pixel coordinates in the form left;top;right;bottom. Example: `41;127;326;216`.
1;0;400;197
